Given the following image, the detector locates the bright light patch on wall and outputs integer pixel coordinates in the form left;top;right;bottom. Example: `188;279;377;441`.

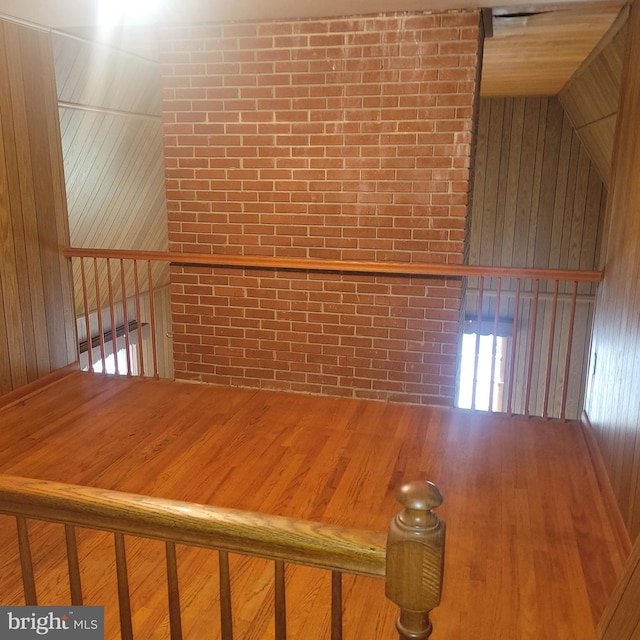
98;0;163;26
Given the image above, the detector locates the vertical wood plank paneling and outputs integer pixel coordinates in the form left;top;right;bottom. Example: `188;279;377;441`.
0;272;12;394
0;18;76;395
534;99;562;272
549;113;574;270
481;99;503;266
515;97;539;269
0;22;30;391
468;96;607;419
501;98;525;267
597;532;640;640
20;28;68;371
41;32;77;364
493;99;513;270
5;23;50;381
527;97;547;267
585;0;640;542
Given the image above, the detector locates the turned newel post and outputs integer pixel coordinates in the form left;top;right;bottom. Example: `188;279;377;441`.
385;480;445;640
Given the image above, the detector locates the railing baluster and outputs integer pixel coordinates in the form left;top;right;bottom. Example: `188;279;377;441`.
80;257;93;372
16;516;37;605
93;258;106;374
106;259;119;375
560;281;579;421
542;280;559;419
166;542;183;640
133;260;145;377
219;550;233;640
114;533;134;640
65;524;83;605
331;571;343;640
506;278;521;416
488;277;502;413
120;259;132;376
274;560;286;640
471;276;484;411
147;261;159;378
524;279;540;417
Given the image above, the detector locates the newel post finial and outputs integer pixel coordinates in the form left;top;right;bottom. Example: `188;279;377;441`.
385;480;445;640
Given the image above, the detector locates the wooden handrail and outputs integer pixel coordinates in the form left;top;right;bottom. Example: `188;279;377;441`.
62;247;603;282
0;475;386;578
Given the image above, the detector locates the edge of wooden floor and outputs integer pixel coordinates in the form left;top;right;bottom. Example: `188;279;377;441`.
0;363;81;412
581;410;633;560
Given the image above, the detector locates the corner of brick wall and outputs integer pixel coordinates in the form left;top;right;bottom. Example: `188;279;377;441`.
160;10;482;405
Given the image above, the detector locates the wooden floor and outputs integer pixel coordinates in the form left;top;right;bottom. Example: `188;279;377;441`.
0;371;629;639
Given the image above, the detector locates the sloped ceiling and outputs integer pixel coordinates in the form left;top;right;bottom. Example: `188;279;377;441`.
559;12;627;184
0;0;629;97
52;32;169;312
54;33;165;251
481;3;625;96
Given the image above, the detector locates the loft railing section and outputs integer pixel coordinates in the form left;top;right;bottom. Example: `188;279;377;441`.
63;248;602;419
0;475;445;640
461;273;600;419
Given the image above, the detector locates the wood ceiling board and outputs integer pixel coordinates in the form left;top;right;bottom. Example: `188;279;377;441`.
481;4;625;96
559;17;626;185
559;21;626;127
572;115;616;183
52;32;161;115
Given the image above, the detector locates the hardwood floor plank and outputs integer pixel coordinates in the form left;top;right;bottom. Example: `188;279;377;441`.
0;374;628;639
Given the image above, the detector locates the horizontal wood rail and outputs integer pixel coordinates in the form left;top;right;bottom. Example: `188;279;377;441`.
64;247;602;418
63;247;603;282
0;475;385;578
0;475;445;639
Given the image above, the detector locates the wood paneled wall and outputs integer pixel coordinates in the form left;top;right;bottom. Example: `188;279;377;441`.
559;15;628;186
52;33;169;314
468;96;607;418
470;96;607;271
598;531;640;639
0;19;76;395
585;0;640;542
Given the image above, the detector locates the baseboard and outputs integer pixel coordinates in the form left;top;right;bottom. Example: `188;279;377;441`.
581;410;632;559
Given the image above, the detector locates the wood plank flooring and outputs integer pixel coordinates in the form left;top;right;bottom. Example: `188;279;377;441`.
0;371;628;639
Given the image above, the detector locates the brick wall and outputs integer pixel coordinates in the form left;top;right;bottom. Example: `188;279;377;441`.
160;11;482;405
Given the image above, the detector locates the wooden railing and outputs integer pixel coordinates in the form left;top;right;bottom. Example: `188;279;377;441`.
0;475;445;640
63;247;602;419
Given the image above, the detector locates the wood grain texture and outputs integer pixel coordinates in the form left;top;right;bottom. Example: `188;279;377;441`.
62;247;603;282
0;372;628;639
467;96;606;418
52;30;169;315
0;475;387;578
481;5;625;97
0;19;76;395
598;533;640;640
559;18;628;184
585;0;640;543
470;96;607;272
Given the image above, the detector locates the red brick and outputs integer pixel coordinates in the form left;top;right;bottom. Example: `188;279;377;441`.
161;11;479;405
